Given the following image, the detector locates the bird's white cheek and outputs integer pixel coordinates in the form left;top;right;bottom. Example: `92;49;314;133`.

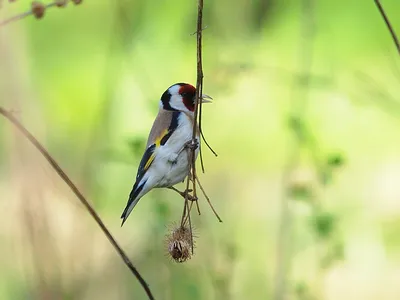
170;95;187;112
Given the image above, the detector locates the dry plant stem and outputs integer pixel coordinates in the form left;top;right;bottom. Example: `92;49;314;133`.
191;0;204;197
181;0;203;253
189;149;200;216
0;108;155;300
197;28;217;173
181;170;194;253
374;0;400;55
192;0;220;222
194;190;201;215
183;201;195;225
180;145;196;227
179;0;221;232
0;2;58;27
195;175;222;222
199;147;205;173
200;130;218;157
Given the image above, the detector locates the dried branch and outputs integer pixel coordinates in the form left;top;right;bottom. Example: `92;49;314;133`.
0;108;155;300
185;0;204;225
374;0;400;55
184;0;223;224
175;0;222;260
0;0;81;27
195;175;222;222
190;0;205;208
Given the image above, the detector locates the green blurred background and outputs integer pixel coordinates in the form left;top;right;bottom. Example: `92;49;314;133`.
0;0;400;299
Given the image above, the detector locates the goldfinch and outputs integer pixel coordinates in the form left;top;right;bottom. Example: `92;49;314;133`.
121;83;212;226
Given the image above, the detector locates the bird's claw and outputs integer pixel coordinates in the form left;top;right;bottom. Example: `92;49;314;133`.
186;193;198;202
180;189;197;201
177;139;199;157
184;139;199;151
168;187;197;201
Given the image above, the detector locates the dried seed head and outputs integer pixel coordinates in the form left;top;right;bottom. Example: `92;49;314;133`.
71;0;82;4
31;1;45;19
165;225;194;263
55;0;67;7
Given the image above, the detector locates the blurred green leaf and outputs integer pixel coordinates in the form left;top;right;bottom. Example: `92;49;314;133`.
289;183;313;201
311;212;336;240
294;281;316;300
127;137;146;156
327;153;345;168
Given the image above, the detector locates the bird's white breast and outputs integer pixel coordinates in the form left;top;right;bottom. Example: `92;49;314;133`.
151;113;199;188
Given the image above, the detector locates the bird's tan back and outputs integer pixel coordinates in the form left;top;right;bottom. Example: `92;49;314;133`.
146;110;174;148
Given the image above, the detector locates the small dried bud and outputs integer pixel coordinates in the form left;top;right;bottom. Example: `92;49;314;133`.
31;1;45;19
55;0;67;7
165;225;194;263
71;0;82;4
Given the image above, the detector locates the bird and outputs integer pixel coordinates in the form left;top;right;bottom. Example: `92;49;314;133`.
120;83;212;226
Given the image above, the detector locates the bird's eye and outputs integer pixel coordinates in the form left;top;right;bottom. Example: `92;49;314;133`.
181;92;188;97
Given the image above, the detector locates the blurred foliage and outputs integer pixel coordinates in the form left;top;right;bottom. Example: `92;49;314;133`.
312;212;336;240
0;0;400;300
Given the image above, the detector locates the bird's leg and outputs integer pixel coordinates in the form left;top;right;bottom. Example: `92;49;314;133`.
168;139;199;165
177;139;199;156
168;186;198;201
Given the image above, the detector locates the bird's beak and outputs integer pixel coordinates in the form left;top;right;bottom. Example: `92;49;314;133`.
201;94;213;103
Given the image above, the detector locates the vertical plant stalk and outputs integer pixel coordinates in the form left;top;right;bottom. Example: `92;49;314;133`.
0;108;155;300
179;0;222;254
180;0;213;218
374;0;400;55
180;0;206;253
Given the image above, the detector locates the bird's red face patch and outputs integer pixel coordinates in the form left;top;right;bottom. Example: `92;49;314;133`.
179;84;196;112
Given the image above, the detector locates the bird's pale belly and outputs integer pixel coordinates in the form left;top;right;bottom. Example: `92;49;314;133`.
156;148;197;187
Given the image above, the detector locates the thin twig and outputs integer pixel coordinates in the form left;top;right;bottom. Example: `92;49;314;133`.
180;150;194;227
200;130;218;157
179;0;204;253
194;190;201;215
199;146;205;173
190;25;208;36
0;2;59;27
195;176;222;222
178;0;221;257
0;107;155;300
374;0;400;55
183;201;195;228
181;146;195;253
191;0;204;199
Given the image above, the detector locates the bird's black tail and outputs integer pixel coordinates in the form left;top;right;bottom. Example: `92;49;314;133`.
120;180;147;226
